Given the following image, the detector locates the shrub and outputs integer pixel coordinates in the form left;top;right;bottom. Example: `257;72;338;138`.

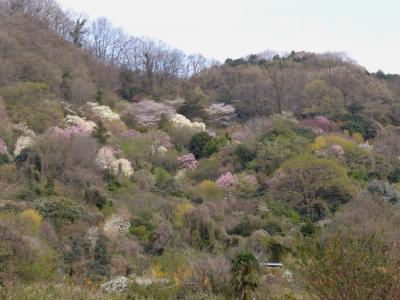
195;180;223;202
367;179;400;206
84;189;107;209
216;172;237;190
233;144;256;170
88;233;111;280
34;197;83;230
154;166;174;192
230;252;260;300
0;82;64;133
340;113;378;139
16;246;58;283
129;215;154;242
19;209;42;226
189;131;212;158
174;203;194;227
187;157;219;181
269;155;355;220
303;235;400;300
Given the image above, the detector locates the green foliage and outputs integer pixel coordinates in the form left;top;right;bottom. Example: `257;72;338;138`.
268;201;301;223
34;197;83;230
0;82;64;133
231;252;260;300
121;137;152;169
187;157;220;181
302;79;346;119
89;234;111;280
16;246;58;283
92;121;110;145
189;131;212;158
300;220;317;236
129;215;154;242
271;155;355;220
153;166;174;192
194;180;223;202
128;282;180;300
234;144;256;170
189;132;227;159
340;113;378;139
256;132;311;174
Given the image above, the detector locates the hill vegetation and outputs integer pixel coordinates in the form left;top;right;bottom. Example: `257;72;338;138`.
1;1;400;299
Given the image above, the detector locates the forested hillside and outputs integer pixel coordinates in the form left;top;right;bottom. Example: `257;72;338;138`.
2;1;400;299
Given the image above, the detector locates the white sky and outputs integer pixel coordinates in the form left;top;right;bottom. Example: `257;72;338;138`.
58;0;400;74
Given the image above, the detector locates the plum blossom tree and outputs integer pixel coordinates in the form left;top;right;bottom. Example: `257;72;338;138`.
216;172;237;190
177;153;198;169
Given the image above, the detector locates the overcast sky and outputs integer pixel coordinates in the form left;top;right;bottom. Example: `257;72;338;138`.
58;0;400;74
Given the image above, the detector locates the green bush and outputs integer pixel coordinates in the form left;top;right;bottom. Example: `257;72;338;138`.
340;113;378;139
0;82;64;133
189;132;227;159
34;197;83;230
154;166;174;193
194;180;223;202
129;215;154;242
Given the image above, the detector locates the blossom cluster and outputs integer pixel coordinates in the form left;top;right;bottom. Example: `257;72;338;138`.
132;100;176;127
64;115;96;134
169;114;206;132
216;172;237;190
302;116;336;132
177;153;198;169
206;103;235;116
14;136;34;156
134;275;169;287
96;146;133;177
13;124;36;156
151;144;168;155
13;123;35;137
359;141;373;151
86;102;120;121
101;276;129;294
174;169;187;181
103;215;131;234
110;159;134;177
0;138;8;155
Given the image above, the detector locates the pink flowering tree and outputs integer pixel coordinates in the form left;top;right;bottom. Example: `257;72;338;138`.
302;116;336;132
216;172;237;190
177;153;198;169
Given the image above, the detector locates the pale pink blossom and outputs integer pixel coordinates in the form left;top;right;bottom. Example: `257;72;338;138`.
216;172;237;190
177;153;198;169
302;116;336;132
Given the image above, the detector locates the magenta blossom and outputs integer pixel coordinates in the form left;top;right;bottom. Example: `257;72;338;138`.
216;172;237;190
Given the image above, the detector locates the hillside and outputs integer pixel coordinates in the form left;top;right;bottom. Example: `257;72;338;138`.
1;1;400;299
